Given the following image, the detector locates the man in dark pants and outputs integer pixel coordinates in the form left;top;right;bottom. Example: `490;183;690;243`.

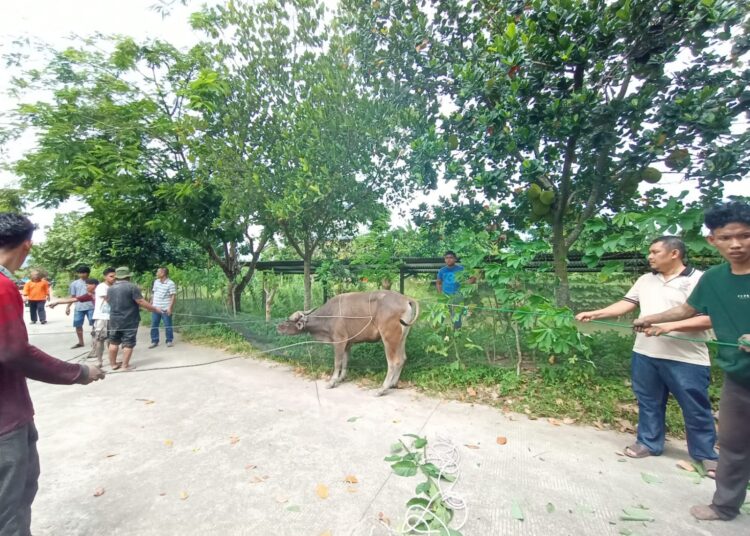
0;213;105;535
634;201;750;522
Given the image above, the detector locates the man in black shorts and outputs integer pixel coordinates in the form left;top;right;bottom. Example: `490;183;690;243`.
107;266;164;371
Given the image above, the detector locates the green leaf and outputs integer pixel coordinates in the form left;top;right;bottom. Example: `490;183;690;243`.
346;416;361;422
546;502;555;513
285;505;300;512
511;500;524;521
620;507;654;522
391;460;418;477
390;442;404;454
640;472;662;484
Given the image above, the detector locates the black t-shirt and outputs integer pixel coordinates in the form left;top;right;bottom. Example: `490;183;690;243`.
107;281;143;327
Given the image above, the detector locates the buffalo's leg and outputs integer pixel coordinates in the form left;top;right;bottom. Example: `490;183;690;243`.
388;333;409;388
377;337;403;396
339;344;352;383
327;343;348;389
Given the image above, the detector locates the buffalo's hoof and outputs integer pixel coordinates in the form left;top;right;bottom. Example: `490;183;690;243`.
374;388;388;397
326;381;338;389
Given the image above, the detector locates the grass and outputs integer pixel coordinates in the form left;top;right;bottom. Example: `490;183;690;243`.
174;302;723;440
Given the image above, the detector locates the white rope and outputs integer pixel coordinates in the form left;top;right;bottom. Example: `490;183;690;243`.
364;437;467;536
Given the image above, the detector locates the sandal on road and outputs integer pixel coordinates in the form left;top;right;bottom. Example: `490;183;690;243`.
702;459;718;479
624;443;653;458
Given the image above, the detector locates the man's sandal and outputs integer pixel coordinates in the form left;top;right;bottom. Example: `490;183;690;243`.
702;459;718;479
624;443;652;458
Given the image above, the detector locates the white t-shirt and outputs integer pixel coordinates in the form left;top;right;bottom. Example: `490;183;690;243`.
624;267;711;366
93;282;111;320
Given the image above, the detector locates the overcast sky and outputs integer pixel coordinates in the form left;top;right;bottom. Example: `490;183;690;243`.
0;1;747;241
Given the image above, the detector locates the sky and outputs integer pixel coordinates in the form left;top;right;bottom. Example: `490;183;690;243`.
0;1;747;241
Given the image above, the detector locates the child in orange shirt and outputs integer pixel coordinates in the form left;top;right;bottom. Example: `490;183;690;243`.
22;271;50;324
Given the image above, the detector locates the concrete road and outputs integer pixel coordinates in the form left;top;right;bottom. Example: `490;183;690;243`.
24;306;749;535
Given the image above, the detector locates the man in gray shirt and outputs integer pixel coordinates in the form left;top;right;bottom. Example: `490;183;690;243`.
66;265;94;349
107;266;163;371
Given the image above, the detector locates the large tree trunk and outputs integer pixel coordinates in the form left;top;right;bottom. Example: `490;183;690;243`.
552;220;571;307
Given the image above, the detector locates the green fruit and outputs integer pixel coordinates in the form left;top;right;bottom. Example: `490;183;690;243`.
640;167;662;184
531;200;551;216
539;190;555;206
447;134;459;150
527;183;542;200
665;148;690;170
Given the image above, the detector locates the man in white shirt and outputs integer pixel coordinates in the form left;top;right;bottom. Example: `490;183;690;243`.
576;236;718;475
149;267;176;348
90;267;115;367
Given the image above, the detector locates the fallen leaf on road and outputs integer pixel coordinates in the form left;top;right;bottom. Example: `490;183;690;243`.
250;476;268;484
316;484;329;499
105;453;118;458
319;531;332;536
347;487;358;493
230;436;240;445
275;494;289;503
464;444;480;449
378;512;391;526
392;419;400;424
159;492;166;496
179;491;189;500
676;460;695;472
548;418;562;426
620;506;654;522
593;421;605;430
164;439;174;447
93;487;105;497
562;417;576;425
496;436;507;445
511;500;524;521
546;502;555;513
343;475;358;484
347;416;361;422
245;464;257;470
641;472;662;484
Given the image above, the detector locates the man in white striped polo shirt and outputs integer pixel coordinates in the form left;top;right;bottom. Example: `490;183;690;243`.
576;236;718;476
148;267;176;348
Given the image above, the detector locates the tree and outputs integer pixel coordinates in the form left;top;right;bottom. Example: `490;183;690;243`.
0;189;24;213
342;0;750;305
4;33;270;311
191;0;402;309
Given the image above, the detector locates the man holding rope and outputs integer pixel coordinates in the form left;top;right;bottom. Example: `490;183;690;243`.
0;212;105;535
634;202;750;522
576;236;718;475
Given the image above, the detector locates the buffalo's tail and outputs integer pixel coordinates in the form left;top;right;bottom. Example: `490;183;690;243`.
399;298;420;326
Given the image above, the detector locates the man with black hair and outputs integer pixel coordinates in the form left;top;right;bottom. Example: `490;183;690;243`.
634;201;750;522
577;236;718;474
66;264;94;349
0;212;105;535
436;251;475;328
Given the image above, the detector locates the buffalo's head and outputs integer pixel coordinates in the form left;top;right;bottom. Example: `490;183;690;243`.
276;310;308;335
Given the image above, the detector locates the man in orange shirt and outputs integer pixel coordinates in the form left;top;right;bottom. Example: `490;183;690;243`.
22;271;50;325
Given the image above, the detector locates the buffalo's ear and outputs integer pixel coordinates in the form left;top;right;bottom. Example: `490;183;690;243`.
289;311;303;322
295;320;305;331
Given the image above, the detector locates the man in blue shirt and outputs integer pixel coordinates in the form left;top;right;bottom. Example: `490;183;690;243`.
436;251;474;328
66;265;94;349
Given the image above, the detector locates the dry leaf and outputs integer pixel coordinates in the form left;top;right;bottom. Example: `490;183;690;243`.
676;460;696;472
464;444;480;449
343;475;359;484
319;531;332;536
392;419;400;424
275;494;289;504
467;386;477;397
378;512;391;526
230;436;240;445
245;464;257;470
496;436;508;445
159;492;166;496
250;476;266;484
562;417;576;425
615;451;626;457
593;421;605;430
179;491;189;500
346;487;358;493
93;487;105;497
548;418;562;426
105;453;118;458
316;484;329;499
164;439;174;447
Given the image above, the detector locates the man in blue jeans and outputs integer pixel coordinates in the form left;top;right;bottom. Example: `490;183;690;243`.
148;266;176;348
65;265;94;349
576;236;718;475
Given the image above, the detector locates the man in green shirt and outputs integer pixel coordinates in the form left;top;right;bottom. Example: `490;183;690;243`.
633;201;750;522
